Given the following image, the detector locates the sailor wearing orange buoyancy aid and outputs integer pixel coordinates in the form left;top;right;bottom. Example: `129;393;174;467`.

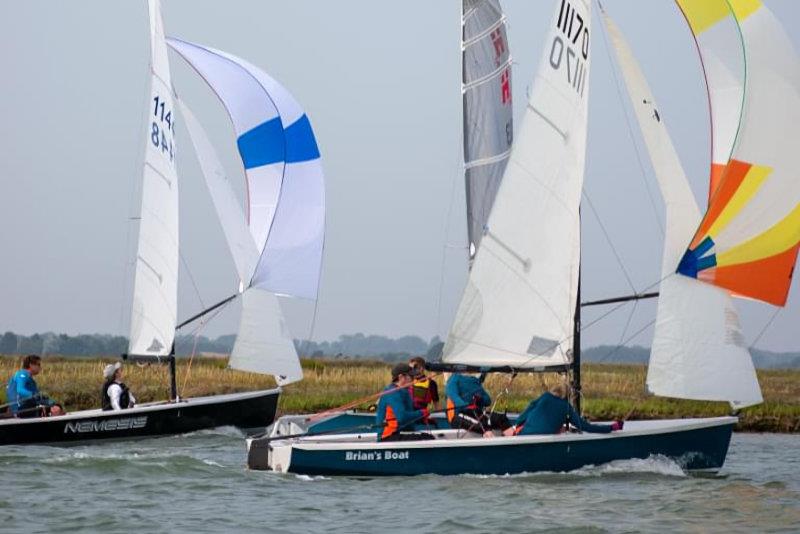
375;363;434;442
408;357;439;413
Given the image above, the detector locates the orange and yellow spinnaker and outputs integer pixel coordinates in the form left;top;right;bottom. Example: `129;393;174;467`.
676;0;800;306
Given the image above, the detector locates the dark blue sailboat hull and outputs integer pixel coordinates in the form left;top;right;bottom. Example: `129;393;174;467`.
259;417;736;476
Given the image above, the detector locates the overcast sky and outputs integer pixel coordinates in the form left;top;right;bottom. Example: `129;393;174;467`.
0;0;797;352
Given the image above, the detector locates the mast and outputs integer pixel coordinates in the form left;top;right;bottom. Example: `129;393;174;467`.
572;215;582;414
460;1;470;264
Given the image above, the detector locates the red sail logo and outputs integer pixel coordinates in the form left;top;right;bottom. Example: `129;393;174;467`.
491;29;505;60
500;68;511;104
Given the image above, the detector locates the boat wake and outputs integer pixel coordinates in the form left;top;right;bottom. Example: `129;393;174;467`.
182;425;246;439
460;455;687;480
573;455;687;478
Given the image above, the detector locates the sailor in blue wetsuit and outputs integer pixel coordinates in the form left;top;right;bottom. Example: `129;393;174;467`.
375;363;434;442
445;373;510;437
5;354;63;418
504;383;622;436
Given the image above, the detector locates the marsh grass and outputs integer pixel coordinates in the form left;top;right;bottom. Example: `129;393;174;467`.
1;355;797;431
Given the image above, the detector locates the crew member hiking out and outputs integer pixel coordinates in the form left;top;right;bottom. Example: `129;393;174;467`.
408;356;439;418
503;383;623;436
376;363;435;442
101;362;136;411
445;372;510;437
5;354;64;418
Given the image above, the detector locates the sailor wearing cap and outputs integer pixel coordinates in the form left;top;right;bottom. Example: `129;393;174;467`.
101;362;136;411
375;363;434;442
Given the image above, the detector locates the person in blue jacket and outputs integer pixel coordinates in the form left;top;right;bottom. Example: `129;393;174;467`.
375;363;434;442
503;383;622;436
5;354;63;418
445;373;510;437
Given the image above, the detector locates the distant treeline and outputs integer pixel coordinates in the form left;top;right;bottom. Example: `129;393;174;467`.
0;331;443;362
0;331;798;369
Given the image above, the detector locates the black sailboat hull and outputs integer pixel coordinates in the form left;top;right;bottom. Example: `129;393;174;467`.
0;389;279;446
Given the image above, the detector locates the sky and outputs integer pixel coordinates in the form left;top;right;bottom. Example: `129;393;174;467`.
0;0;797;353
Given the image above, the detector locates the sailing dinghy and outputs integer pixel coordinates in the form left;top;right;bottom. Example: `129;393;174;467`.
247;0;798;475
0;0;326;445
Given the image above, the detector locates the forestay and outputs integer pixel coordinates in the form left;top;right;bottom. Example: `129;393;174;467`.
462;0;513;256
128;0;179;356
601;11;761;408
444;0;591;368
167;38;325;301
677;1;800;306
676;0;745;200
178;99;259;285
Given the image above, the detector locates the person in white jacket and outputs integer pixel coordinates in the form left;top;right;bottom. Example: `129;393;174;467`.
101;362;136;411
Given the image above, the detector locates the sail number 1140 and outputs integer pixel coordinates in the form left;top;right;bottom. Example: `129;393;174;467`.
550;0;589;97
151;95;175;163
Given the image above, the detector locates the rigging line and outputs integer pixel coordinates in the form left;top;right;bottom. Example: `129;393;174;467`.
582;191;637;293
434;96;468;339
597;6;664;236
179;249;205;311
179;301;228;396
596;316;656;365
749;307;781;350
298;295;322;359
596;299;638;364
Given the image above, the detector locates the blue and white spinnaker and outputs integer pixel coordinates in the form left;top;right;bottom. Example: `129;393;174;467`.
169;39;325;384
168;38;325;302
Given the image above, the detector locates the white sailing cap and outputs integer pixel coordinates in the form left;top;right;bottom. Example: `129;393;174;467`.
103;362;122;379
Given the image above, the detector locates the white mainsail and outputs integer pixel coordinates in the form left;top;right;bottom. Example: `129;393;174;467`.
462;0;513;256
128;0;179;356
601;11;761;408
444;0;592;368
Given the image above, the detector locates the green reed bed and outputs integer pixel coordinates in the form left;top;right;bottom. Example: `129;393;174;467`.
1;355;797;432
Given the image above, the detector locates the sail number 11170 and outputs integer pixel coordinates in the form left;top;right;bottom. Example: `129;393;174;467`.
549;0;589;97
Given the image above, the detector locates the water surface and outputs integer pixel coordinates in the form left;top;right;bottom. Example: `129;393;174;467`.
1;431;797;533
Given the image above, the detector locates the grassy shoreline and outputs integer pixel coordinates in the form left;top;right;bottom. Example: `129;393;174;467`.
2;355;798;432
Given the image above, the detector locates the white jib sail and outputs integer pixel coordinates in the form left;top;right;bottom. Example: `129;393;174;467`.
602;11;761;408
443;0;592;368
128;0;179;356
177;98;259;284
228;288;302;386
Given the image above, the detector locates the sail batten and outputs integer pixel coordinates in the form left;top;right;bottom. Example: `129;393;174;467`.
128;0;179;356
601;10;761;408
444;0;592;369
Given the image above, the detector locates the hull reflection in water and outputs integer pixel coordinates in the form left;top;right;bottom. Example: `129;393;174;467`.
249;416;735;476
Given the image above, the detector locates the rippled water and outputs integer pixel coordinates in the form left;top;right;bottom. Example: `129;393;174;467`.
1;431;798;533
